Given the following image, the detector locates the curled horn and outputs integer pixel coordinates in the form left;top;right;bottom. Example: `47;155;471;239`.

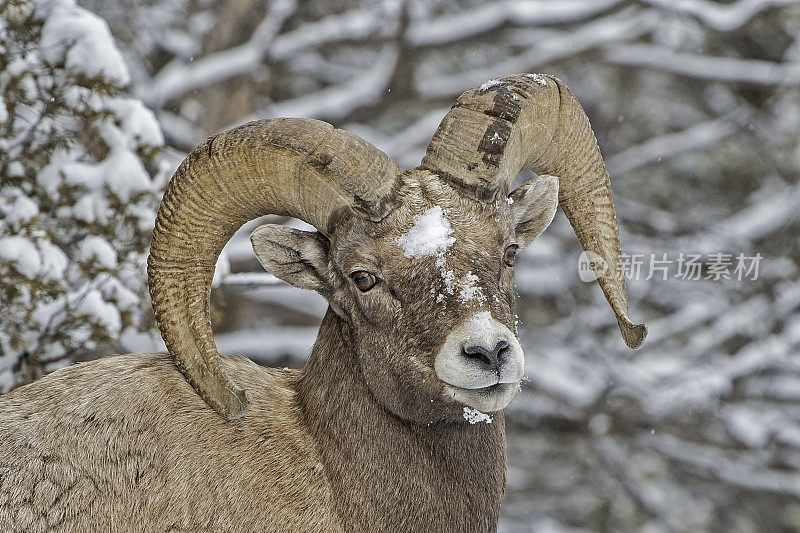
420;74;647;349
148;118;402;419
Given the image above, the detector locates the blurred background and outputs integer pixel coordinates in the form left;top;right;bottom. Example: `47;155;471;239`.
2;0;800;530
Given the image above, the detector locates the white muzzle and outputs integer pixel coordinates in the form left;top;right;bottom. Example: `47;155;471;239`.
434;311;524;413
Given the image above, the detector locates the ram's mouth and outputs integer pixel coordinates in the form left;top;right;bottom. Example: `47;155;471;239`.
470;383;502;394
443;381;520;413
469;382;513;394
460;381;518;394
450;380;516;393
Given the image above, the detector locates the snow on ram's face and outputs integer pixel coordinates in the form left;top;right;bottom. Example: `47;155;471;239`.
395;205;489;307
396;206;455;259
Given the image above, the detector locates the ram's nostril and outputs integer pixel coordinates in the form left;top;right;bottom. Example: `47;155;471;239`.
462;345;493;367
462;340;510;372
495;339;509;363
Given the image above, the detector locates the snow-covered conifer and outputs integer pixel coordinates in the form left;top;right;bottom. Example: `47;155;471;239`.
0;0;165;390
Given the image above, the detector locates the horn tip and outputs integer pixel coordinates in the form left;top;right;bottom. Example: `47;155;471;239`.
217;387;252;421
619;319;647;350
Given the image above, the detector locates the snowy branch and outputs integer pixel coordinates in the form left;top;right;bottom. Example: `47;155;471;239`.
592;437;683;532
345;107;448;168
641;432;800;498
246;44;399;122
606;117;740;175
269;4;399;61
416;10;658;97
405;0;625;47
615;197;681;234
286;51;366;84
143;0;296;107
218;272;284;287
709;178;800;244
215;326;316;365
604;43;800;85
639;0;800;31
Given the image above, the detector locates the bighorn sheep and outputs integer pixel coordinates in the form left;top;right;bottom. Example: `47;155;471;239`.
0;74;646;532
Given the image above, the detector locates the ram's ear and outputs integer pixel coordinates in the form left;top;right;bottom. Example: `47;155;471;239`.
509;175;559;248
251;224;331;297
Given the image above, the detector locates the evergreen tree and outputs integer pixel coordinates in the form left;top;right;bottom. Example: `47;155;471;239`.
0;0;165;390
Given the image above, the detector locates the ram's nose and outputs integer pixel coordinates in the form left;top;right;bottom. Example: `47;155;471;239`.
461;340;509;374
434;311;525;397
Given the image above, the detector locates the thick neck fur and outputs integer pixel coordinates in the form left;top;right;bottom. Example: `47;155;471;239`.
295;310;507;532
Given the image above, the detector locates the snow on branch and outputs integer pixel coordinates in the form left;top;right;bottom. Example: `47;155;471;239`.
246;44;399;122
623;326;800;419
286;51;366;84
269;4;399;61
416;10;657;98
215;327;317;365
640;0;800;32
709;178;800;245
240;285;328;318
606;118;739;175
604;43;800;85
345;107;449;168
655;178;800;255
641;432;800;498
218;272;284;287
156;110;199;150
616;197;681;234
405;0;624;47
143;0;296;107
592;437;686;531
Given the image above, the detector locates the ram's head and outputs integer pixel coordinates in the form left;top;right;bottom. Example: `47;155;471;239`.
148;74;647;421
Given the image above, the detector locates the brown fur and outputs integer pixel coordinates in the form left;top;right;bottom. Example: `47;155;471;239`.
0;314;506;532
1;353;338;532
297;311;506;532
0;172;528;532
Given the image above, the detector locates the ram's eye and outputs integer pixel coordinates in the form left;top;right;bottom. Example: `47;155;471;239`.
351;270;377;292
503;245;518;267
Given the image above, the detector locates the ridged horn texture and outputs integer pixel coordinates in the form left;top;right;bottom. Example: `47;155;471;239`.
148;118;402;419
420;74;647;349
